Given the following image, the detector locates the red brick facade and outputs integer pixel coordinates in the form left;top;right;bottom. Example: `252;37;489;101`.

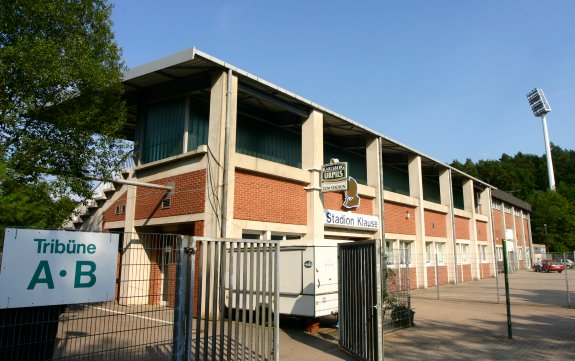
504;213;512;234
454;216;470;240
476;220;488;241
424;210;447;238
234;171;307;225
479;263;492;279
323;192;374;215
103;192;127;224
493;209;503;244
459;264;472;282
523;218;530;246
135;170;206;220
515;215;522;242
384;202;416;235
427;265;449;286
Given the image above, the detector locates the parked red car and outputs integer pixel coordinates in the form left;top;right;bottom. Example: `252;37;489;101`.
533;260;566;273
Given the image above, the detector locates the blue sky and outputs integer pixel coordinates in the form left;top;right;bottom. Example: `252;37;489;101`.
111;0;575;164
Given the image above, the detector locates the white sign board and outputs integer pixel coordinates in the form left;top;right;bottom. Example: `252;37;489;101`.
0;228;119;308
324;210;379;231
321;162;348;192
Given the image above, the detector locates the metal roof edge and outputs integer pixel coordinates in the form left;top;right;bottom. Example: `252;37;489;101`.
491;188;532;211
124;47;198;81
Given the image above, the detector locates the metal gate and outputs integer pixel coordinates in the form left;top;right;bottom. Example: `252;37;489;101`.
175;237;280;361
338;240;384;361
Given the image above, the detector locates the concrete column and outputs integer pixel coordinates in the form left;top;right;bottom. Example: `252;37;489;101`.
408;155;425;288
462;180;474;213
527;214;534;265
366;136;383;240
510;207;519;271
204;71;228;238
462;180;478;279
439;169;456;283
302;110;324;243
479;188;490;217
118;184;150;305
221;74;239;238
518;209;527;268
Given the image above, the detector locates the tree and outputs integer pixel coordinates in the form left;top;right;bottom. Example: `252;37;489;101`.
0;162;77;230
528;190;575;252
451;146;575;251
0;0;129;205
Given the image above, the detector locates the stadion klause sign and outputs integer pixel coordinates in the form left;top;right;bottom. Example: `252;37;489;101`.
321;161;348;192
0;228;118;308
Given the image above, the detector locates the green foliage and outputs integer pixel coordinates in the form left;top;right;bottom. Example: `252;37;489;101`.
0;0;129;202
451;145;575;252
527;190;575;252
0;162;77;230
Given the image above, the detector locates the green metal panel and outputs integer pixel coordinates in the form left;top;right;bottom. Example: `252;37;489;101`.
324;144;367;185
383;164;410;196
423;177;441;203
236;114;302;168
453;185;464;210
187;98;209;151
142;98;185;163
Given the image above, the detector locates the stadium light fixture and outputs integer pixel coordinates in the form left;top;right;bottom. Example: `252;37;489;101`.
526;88;555;191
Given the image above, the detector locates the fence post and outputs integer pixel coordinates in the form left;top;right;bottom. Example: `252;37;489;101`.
435;251;440;300
564;252;571;308
172;236;188;361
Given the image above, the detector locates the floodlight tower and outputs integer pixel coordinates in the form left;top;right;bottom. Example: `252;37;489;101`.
527;88;555;191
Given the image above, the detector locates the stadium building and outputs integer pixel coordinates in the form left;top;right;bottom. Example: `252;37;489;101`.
71;48;533;317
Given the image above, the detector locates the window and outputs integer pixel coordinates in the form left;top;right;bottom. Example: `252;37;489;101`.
504;204;512;214
435;243;445;264
425;242;432;264
496;247;503;262
270;234;301;241
114;205;126;215
478;245;487;262
400;241;412;265
460;243;469;263
385;240;395;265
518;248;523;261
492;201;501;210
161;198;171;209
241;231;262;240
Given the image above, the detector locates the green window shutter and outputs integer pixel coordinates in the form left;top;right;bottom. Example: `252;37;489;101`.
453;186;464;210
383;164;410;196
423;177;441;203
143;98;185;163
236;114;302;168
323;144;367;185
187;98;209;151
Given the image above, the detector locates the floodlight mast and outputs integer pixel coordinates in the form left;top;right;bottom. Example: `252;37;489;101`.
527;88;556;191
